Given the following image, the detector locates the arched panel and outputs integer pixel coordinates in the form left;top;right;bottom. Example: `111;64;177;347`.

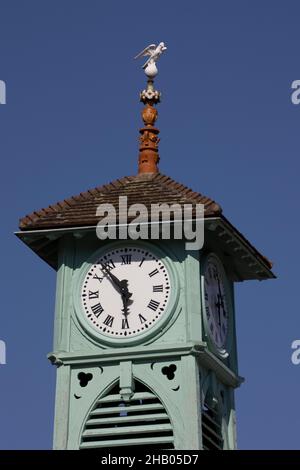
80;379;174;449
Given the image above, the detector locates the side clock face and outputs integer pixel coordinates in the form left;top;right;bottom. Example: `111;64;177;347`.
203;255;229;351
80;246;172;340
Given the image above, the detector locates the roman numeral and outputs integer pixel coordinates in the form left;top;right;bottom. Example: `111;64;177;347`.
103;315;114;327
122;317;130;329
153;285;163;292
204;292;208;301
138;314;147;324
205;306;210;319
101;259;115;270
91;303;104;318
121;255;131;265
147;299;160;311
88;290;99;299
148;268;159;278
93;273;103;283
139;258;145;268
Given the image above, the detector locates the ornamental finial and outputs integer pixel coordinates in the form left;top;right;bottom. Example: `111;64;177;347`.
134;42;167;174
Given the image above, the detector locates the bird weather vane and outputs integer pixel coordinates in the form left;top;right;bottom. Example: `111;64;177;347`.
134;42;167;78
134;42;167;103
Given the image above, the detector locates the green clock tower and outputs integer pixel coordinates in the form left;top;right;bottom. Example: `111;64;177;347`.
16;49;275;450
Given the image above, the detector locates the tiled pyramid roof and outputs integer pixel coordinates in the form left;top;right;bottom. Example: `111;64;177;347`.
19;173;222;231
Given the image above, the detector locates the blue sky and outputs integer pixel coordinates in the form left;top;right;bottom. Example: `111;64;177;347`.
0;0;299;449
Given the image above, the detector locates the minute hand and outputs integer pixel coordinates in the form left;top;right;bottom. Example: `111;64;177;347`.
101;264;132;299
103;267;122;289
216;277;226;315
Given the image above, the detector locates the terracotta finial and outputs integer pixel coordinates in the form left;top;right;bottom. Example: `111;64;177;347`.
138;79;161;174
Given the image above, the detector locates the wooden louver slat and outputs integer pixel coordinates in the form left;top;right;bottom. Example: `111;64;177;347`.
83;423;173;438
98;392;156;403
90;402;165;416
80;436;174;449
86;412;169;426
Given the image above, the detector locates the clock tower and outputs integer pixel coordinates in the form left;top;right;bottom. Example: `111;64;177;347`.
16;47;275;450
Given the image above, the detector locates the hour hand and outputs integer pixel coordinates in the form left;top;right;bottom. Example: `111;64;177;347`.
120;279;132;299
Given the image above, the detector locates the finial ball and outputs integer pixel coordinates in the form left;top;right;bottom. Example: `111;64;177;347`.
145;62;158;78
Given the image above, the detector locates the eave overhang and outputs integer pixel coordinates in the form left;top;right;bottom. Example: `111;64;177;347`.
15;216;275;281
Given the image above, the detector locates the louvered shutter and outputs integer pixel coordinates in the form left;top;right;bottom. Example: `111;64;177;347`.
80;382;174;449
201;401;223;450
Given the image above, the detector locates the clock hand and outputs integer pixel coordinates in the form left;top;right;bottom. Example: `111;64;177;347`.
100;263;123;289
119;279;132;299
121;292;129;316
100;263;133;303
216;277;226;317
215;294;222;326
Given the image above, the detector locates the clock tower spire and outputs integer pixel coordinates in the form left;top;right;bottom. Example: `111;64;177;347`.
136;44;165;175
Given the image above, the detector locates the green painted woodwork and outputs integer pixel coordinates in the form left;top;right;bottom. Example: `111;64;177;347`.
49;233;242;450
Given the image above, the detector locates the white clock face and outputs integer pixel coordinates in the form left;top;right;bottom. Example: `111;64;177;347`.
80;246;171;339
204;256;228;349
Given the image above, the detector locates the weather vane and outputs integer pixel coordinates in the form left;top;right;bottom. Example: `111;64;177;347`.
134;42;167;78
134;42;167;104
